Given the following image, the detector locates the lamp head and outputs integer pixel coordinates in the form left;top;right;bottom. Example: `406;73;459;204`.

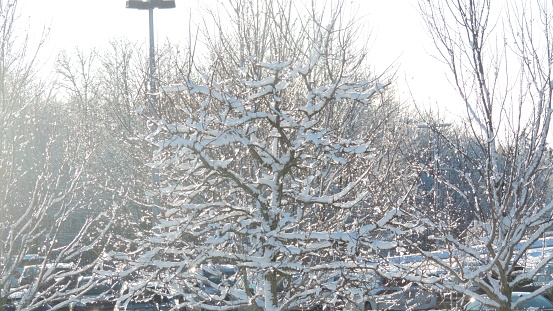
126;0;176;9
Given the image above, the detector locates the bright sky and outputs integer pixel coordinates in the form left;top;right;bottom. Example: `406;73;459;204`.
19;0;463;119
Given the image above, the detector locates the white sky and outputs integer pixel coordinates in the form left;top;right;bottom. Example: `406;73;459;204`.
19;0;463;119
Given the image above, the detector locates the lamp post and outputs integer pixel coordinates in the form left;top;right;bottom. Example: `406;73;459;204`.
126;0;176;115
126;0;175;214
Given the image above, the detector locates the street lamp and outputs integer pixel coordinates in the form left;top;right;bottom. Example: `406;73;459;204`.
126;0;176;216
126;0;176;114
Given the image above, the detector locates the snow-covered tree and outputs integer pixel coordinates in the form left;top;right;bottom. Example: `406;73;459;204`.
391;1;553;310
124;1;411;310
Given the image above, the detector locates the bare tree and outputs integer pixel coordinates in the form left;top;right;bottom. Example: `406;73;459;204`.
0;2;117;310
391;1;553;310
